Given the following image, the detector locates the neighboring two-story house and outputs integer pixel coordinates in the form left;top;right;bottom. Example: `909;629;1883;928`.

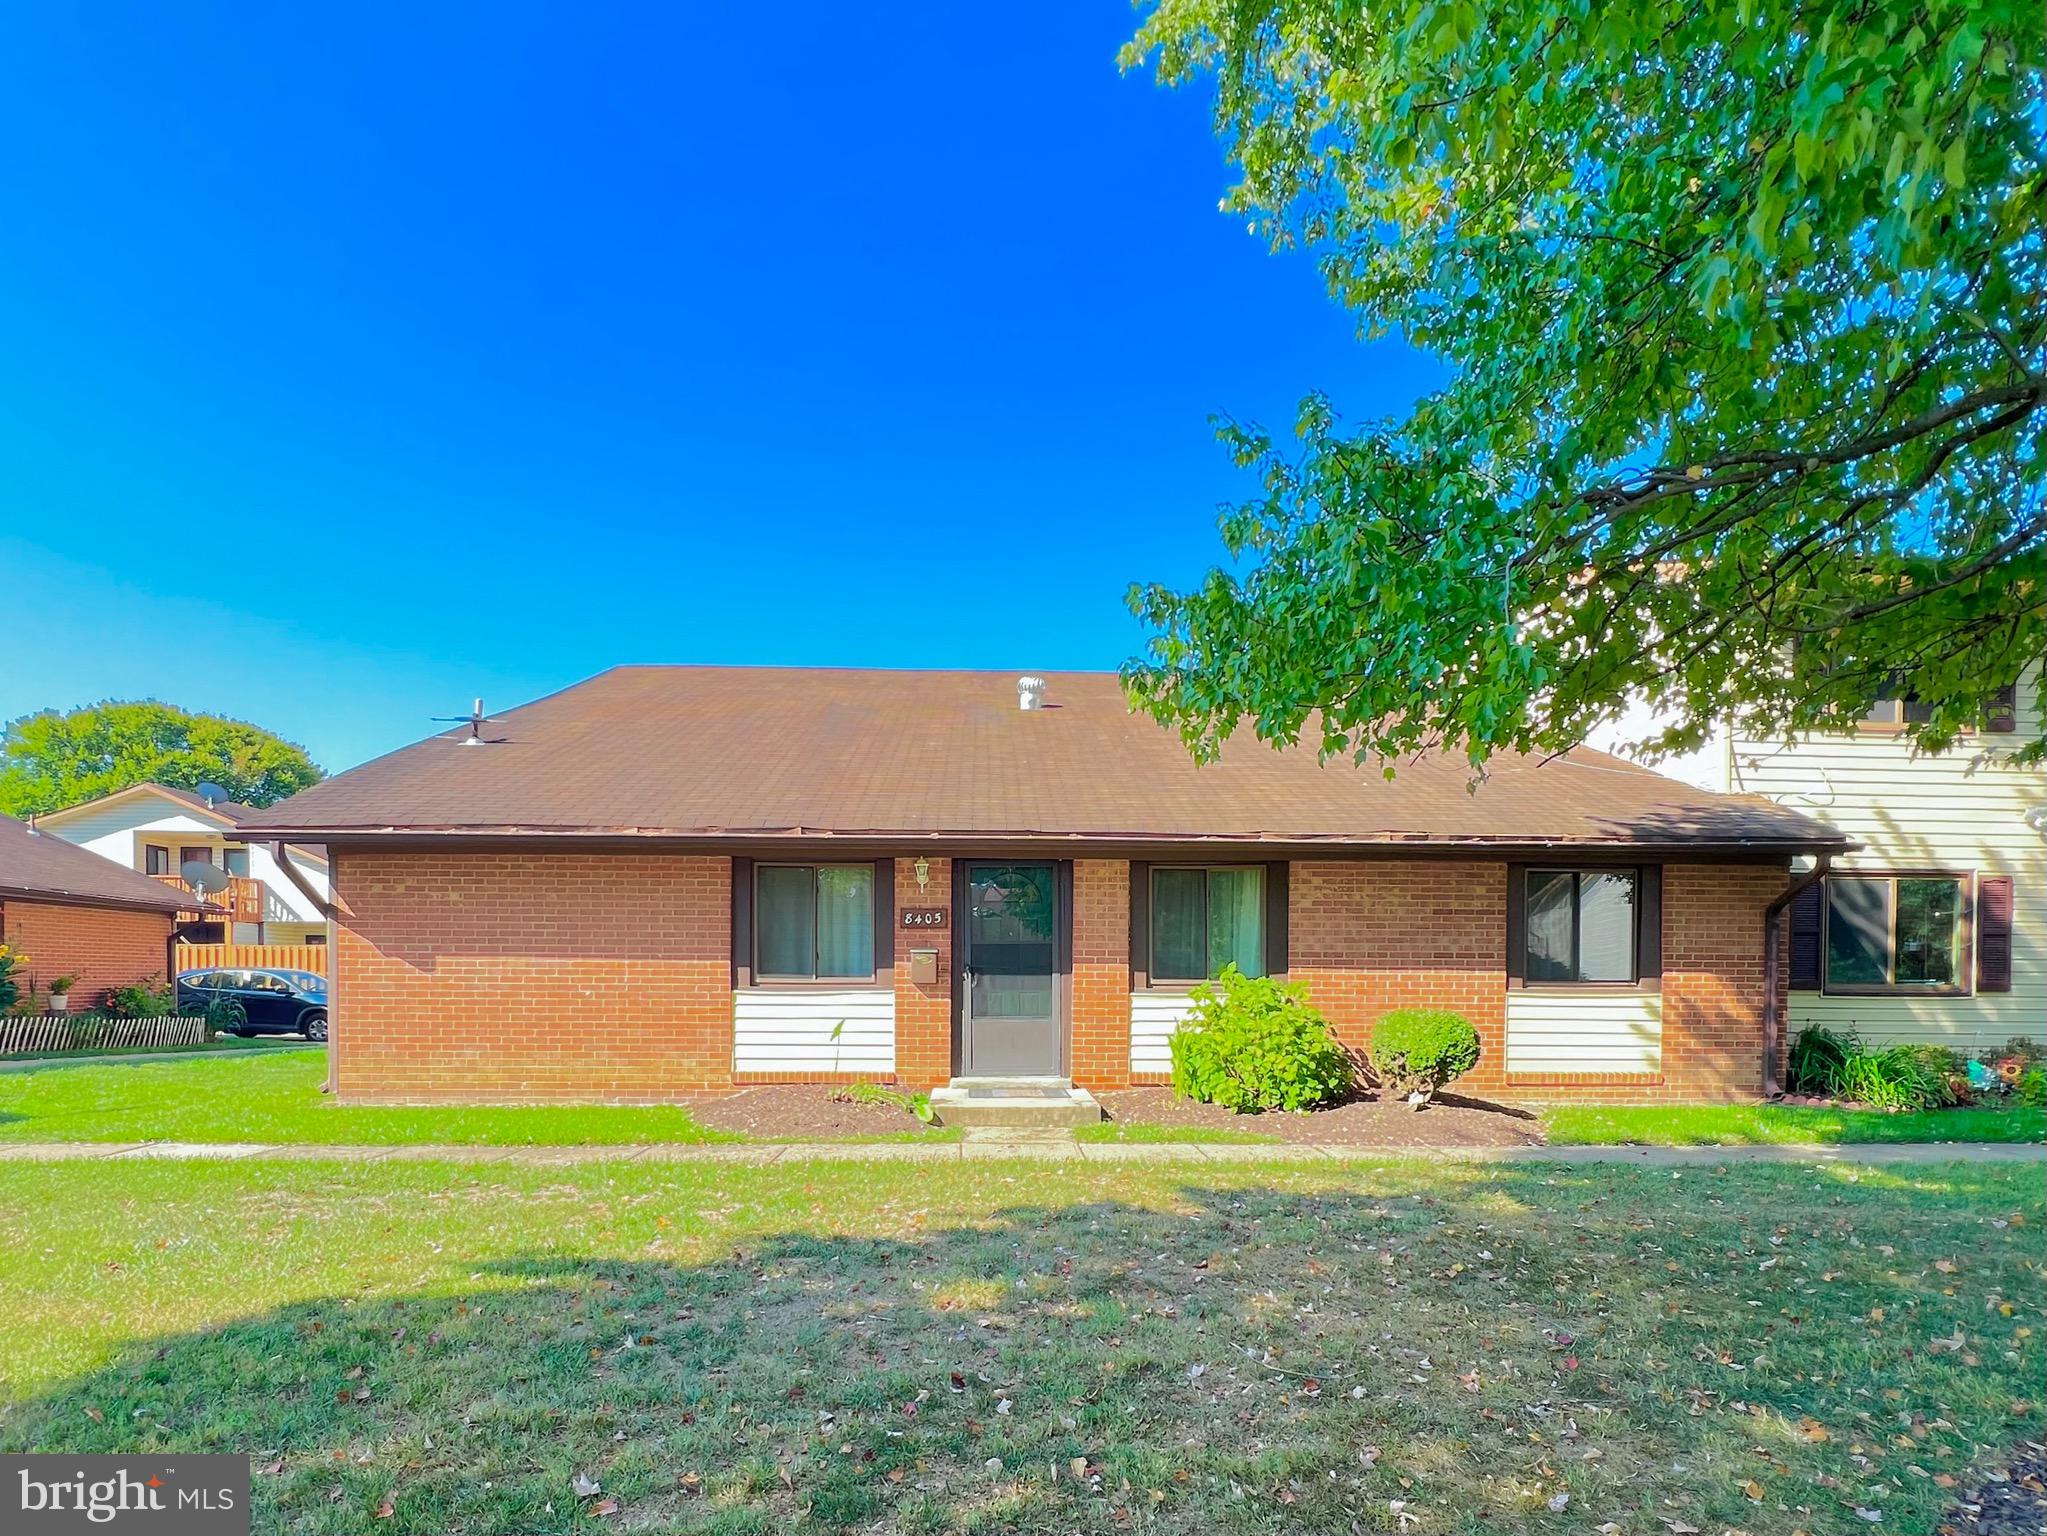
36;782;331;948
1592;665;2042;1061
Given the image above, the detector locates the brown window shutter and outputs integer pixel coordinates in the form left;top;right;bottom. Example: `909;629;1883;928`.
1636;865;1662;982
1977;875;2015;993
873;859;894;979
1504;864;1527;989
731;857;754;988
1264;861;1289;977
1787;881;1823;990
1128;861;1151;990
1985;685;2018;734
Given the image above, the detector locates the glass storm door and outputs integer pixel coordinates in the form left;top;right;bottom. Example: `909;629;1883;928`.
962;862;1062;1076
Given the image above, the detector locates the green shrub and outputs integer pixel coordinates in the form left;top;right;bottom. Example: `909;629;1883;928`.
103;979;176;1019
1169;966;1355;1113
0;944;24;1015
1368;1009;1481;1101
1831;1044;1948;1112
2018;1067;2046;1109
1787;1023;1859;1095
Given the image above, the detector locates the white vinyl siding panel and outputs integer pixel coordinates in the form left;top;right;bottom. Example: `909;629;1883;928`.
1131;992;1198;1076
732;989;894;1074
1506;989;1663;1075
1737;664;2044;1057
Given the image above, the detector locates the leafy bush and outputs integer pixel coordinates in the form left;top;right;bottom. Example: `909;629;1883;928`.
1368;1009;1481;1102
1830;1044;1948;1112
1169;965;1355;1113
103;978;176;1019
2019;1068;2046;1109
0;944;24;1015
199;994;247;1041
1787;1023;1859;1095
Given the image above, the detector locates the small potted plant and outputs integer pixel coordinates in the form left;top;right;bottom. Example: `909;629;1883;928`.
47;975;80;1014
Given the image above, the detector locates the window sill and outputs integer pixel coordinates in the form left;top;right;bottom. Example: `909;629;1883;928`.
1510;980;1662;994
739;977;891;993
1821;985;1975;1000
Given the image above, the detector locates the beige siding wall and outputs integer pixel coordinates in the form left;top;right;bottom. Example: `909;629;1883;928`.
1505;988;1663;1075
1732;665;2044;1057
732;988;895;1075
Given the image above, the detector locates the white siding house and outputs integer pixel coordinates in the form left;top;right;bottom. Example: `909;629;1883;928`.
1593;665;2044;1058
35;783;330;945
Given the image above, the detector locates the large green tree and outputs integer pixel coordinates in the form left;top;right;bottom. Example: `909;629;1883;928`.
0;702;324;816
1121;0;2044;770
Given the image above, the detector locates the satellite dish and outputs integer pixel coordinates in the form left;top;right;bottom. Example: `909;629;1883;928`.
195;781;230;808
182;861;231;894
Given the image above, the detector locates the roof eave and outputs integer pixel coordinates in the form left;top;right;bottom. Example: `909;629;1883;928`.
234;823;1857;859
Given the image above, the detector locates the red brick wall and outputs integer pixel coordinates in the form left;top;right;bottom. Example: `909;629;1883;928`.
1284;858;1779;1104
1070;859;1131;1090
1289;859;1512;1077
1661;863;1782;1101
0;900;174;1009
324;849;1780;1105
332;850;732;1101
892;856;952;1086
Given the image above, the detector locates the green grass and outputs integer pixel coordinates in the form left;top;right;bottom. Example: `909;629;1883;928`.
0;1051;740;1145
1073;1120;1278;1144
1546;1102;2047;1146
0;1034;312;1064
1;1156;2037;1534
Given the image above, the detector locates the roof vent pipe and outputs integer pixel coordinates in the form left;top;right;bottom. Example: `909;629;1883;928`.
1017;675;1047;711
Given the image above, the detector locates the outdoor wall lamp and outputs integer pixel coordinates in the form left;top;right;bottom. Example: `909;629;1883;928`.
913;857;931;891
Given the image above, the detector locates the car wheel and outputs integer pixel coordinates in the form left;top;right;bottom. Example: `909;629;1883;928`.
300;1010;328;1043
230;1026;253;1038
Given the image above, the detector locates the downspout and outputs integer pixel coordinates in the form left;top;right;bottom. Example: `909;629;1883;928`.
1760;852;1833;1099
270;841;340;1094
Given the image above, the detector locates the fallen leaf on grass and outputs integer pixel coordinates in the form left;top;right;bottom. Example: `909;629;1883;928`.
373;1494;395;1520
591;1499;619;1516
573;1474;602;1498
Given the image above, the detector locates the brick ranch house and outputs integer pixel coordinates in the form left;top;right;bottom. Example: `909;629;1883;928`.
240;667;1856;1106
0;811;190;1007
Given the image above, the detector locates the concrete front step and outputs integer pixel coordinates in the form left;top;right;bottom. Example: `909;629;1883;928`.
927;1078;1102;1128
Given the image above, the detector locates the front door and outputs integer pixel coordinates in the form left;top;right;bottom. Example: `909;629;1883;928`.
960;861;1063;1076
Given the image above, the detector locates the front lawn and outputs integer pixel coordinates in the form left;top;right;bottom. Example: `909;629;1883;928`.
0;1156;2037;1534
1546;1102;2047;1146
0;1051;739;1146
0;1034;312;1064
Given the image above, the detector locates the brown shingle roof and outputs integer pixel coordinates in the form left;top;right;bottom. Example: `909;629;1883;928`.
239;667;1849;853
0;813;193;912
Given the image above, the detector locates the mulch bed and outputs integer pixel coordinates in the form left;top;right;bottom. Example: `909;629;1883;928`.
1939;1441;2047;1535
687;1085;939;1139
1093;1086;1545;1146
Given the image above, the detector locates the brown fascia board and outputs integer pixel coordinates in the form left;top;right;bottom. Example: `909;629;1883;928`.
0;883;188;915
234;823;1857;861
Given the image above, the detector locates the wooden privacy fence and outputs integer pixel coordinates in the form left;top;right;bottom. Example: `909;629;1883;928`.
174;943;328;975
0;1013;207;1055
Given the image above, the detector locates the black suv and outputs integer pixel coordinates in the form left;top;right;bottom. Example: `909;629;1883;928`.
175;968;329;1041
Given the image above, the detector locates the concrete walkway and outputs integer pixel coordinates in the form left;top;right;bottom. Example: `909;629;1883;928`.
0;1131;2039;1165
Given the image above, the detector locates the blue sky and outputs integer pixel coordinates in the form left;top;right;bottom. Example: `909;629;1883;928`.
0;4;1435;772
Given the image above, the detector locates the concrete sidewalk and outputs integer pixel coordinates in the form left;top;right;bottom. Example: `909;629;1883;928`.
0;1133;2039;1165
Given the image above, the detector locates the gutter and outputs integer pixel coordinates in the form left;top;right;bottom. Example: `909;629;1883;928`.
269;841;340;1096
1760;852;1835;1098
